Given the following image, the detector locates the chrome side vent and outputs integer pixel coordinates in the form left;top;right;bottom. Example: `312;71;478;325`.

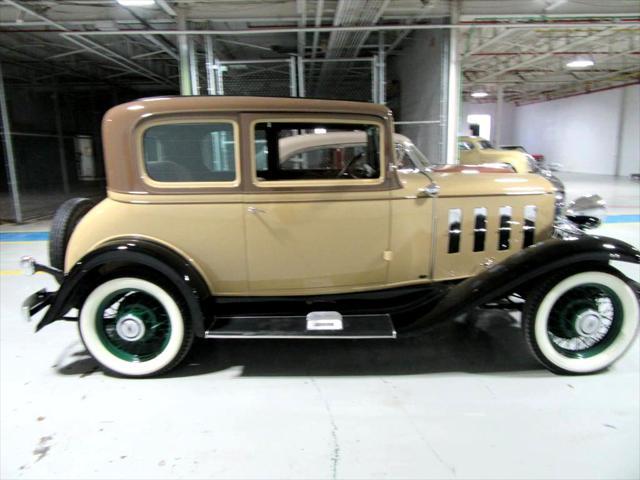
523;205;536;248
448;209;462;254
473;207;487;252
498;206;512;251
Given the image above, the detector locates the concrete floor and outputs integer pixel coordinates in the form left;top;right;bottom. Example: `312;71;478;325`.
1;173;638;480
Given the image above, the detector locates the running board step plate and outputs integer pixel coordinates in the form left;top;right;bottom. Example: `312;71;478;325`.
205;312;396;339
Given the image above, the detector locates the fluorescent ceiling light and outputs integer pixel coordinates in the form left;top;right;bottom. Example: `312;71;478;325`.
314;128;327;134
116;0;156;6
566;58;594;68
471;91;489;98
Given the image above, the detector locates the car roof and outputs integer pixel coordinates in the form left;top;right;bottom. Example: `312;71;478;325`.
106;96;392;118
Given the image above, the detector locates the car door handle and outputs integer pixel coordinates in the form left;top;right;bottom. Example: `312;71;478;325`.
247;206;266;214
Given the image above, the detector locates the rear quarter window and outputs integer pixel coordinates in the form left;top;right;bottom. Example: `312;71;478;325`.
143;122;236;183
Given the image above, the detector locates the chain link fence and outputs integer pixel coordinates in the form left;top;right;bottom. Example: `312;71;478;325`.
304;59;374;102
220;60;294;97
0;86;111;224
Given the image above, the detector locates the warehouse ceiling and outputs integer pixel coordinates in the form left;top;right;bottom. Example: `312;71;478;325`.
0;0;638;103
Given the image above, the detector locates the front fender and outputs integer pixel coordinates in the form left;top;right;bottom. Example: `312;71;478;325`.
402;234;640;332
36;238;210;336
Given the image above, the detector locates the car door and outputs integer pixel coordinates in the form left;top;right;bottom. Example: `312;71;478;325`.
241;114;392;295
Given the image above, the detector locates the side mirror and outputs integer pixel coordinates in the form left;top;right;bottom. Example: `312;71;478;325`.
565;194;606;230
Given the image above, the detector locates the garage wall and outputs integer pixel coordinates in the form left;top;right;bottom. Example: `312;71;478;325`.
462;84;639;176
513;84;640;175
460;101;516;145
389;29;447;164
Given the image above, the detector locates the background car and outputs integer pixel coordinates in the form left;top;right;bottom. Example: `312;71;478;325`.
458;136;533;173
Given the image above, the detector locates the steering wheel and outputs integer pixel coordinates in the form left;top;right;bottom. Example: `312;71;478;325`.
337;152;366;178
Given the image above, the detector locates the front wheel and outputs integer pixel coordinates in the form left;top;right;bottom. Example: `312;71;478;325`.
79;277;193;377
523;270;639;375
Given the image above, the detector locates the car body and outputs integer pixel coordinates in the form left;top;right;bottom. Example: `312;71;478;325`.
501;144;562;172
458;136;534;173
21;96;639;378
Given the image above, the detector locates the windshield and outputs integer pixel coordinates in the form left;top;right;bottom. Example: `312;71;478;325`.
396;142;431;170
477;140;494;150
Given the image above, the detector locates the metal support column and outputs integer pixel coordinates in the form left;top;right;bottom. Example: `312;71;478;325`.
188;37;199;95
215;57;224;95
445;0;461;164
0;62;23;223
495;85;504;145
377;32;386;104
614;86;627;176
53;90;69;194
176;9;192;95
371;55;379;103
296;55;305;97
289;55;298;97
205;36;216;95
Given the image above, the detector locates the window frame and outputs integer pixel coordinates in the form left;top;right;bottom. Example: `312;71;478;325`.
248;116;387;189
137;117;241;190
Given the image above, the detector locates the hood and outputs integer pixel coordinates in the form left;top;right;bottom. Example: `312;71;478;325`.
431;164;514;174
428;171;555;197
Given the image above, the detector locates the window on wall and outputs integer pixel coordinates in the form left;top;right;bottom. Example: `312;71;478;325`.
143;122;236;182
467;114;492;140
253;122;381;181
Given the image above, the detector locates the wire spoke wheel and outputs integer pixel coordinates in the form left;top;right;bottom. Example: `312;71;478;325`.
546;284;622;358
523;270;639;375
79;277;193;377
97;290;172;362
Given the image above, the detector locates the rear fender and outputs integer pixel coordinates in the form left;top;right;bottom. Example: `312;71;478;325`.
403;235;640;332
36;238;210;336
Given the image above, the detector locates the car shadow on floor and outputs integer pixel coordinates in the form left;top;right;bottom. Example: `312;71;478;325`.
56;310;545;378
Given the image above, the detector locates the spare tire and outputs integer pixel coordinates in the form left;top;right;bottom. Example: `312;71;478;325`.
49;198;94;271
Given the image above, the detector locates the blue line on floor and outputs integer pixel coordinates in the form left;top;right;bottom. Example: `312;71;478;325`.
604;214;640;224
0;231;49;242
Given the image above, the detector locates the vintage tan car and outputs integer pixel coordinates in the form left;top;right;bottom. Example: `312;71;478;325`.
21;96;639;378
459;136;534;173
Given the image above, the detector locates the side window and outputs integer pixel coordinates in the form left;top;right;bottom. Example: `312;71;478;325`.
143;122;236;182
458;141;472;151
253;122;381;181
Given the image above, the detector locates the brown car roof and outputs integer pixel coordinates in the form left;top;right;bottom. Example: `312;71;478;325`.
105;95;392;119
102;96;395;194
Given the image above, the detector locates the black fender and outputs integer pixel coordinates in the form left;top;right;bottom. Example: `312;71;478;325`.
402;234;640;333
36;238;210;336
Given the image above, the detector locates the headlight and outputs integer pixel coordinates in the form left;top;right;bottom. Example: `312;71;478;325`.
565;194;607;230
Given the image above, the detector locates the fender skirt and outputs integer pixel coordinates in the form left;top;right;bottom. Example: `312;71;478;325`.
400;234;640;334
36;238;209;336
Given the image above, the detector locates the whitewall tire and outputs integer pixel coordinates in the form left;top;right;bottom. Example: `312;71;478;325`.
523;270;639;375
79;277;193;377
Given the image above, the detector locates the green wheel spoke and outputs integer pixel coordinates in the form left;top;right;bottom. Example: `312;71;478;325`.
547;283;624;359
95;289;172;362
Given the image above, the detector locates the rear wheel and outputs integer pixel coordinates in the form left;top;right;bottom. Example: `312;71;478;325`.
523;269;639;374
79;277;193;377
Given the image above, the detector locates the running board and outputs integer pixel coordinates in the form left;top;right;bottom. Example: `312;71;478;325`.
204;311;396;339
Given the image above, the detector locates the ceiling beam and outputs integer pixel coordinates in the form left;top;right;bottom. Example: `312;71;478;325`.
3;0;172;86
49;22;640;38
471;27;627;83
155;0;176;17
462;28;516;59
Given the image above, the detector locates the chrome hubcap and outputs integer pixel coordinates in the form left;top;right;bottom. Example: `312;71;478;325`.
575;310;602;336
115;315;146;341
